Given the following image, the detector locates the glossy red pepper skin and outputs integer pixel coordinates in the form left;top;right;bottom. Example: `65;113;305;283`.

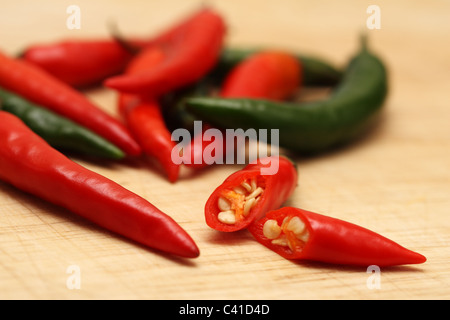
21;39;134;88
0;50;141;157
205;156;298;232
248;207;426;267
122;96;180;183
220;51;301;100
19;9;205;88
0;111;199;258
118;47;180;182
104;8;226;97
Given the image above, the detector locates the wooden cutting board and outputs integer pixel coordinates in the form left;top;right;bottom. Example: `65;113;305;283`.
1;0;449;300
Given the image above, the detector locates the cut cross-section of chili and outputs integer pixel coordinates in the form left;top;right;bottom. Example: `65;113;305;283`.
249;207;426;267
205;156;298;232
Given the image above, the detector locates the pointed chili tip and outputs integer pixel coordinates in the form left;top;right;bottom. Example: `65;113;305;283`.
155;234;200;258
408;250;427;265
387;247;426;267
104;75;135;91
176;241;201;259
124;141;143;157
165;164;181;184
104;76;144;95
188;246;201;259
162;227;200;259
103;76;121;89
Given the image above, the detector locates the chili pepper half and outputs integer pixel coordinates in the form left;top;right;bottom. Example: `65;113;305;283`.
204;156;298;232
0;50;141;156
248;207;426;267
104;8;226;97
0;111;199;258
185;36;388;154
0;87;124;160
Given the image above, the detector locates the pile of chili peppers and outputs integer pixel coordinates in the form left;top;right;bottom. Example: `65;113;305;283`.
0;7;426;267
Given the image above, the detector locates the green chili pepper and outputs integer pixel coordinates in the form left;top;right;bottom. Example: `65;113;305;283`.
0;88;125;159
213;47;342;86
162;47;343;132
161;79;213;133
184;36;388;154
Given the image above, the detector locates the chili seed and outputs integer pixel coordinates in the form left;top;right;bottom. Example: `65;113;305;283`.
296;230;310;242
250;178;257;192
286;216;305;235
245;187;263;200
233;186;246;195
263;219;281;239
271;237;288;247
218;210;236;224
218;197;231;211
243;197;256;217
241;181;252;192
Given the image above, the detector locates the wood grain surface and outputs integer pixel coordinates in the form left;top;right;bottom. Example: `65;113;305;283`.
0;0;449;300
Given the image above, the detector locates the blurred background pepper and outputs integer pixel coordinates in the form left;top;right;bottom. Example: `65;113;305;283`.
0;88;125;160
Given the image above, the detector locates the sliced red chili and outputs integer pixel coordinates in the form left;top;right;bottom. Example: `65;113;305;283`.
0;50;141;157
248;207;426;267
104;8;226;97
0;111;199;258
204;156;298;232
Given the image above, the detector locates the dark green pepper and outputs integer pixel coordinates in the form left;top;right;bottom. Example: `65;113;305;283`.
184;37;388;154
0;88;125;159
162;47;343;133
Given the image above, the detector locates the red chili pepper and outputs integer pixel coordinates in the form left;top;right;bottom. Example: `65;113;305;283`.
181;123;228;170
123;97;180;183
104;8;226;97
118;47;180;182
184;124;211;169
204;156;298;232
0;111;199;258
0;50;141;156
21;39;134;88
183;51;301;169
248;207;426;267
220;51;302;100
20;9;207;88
